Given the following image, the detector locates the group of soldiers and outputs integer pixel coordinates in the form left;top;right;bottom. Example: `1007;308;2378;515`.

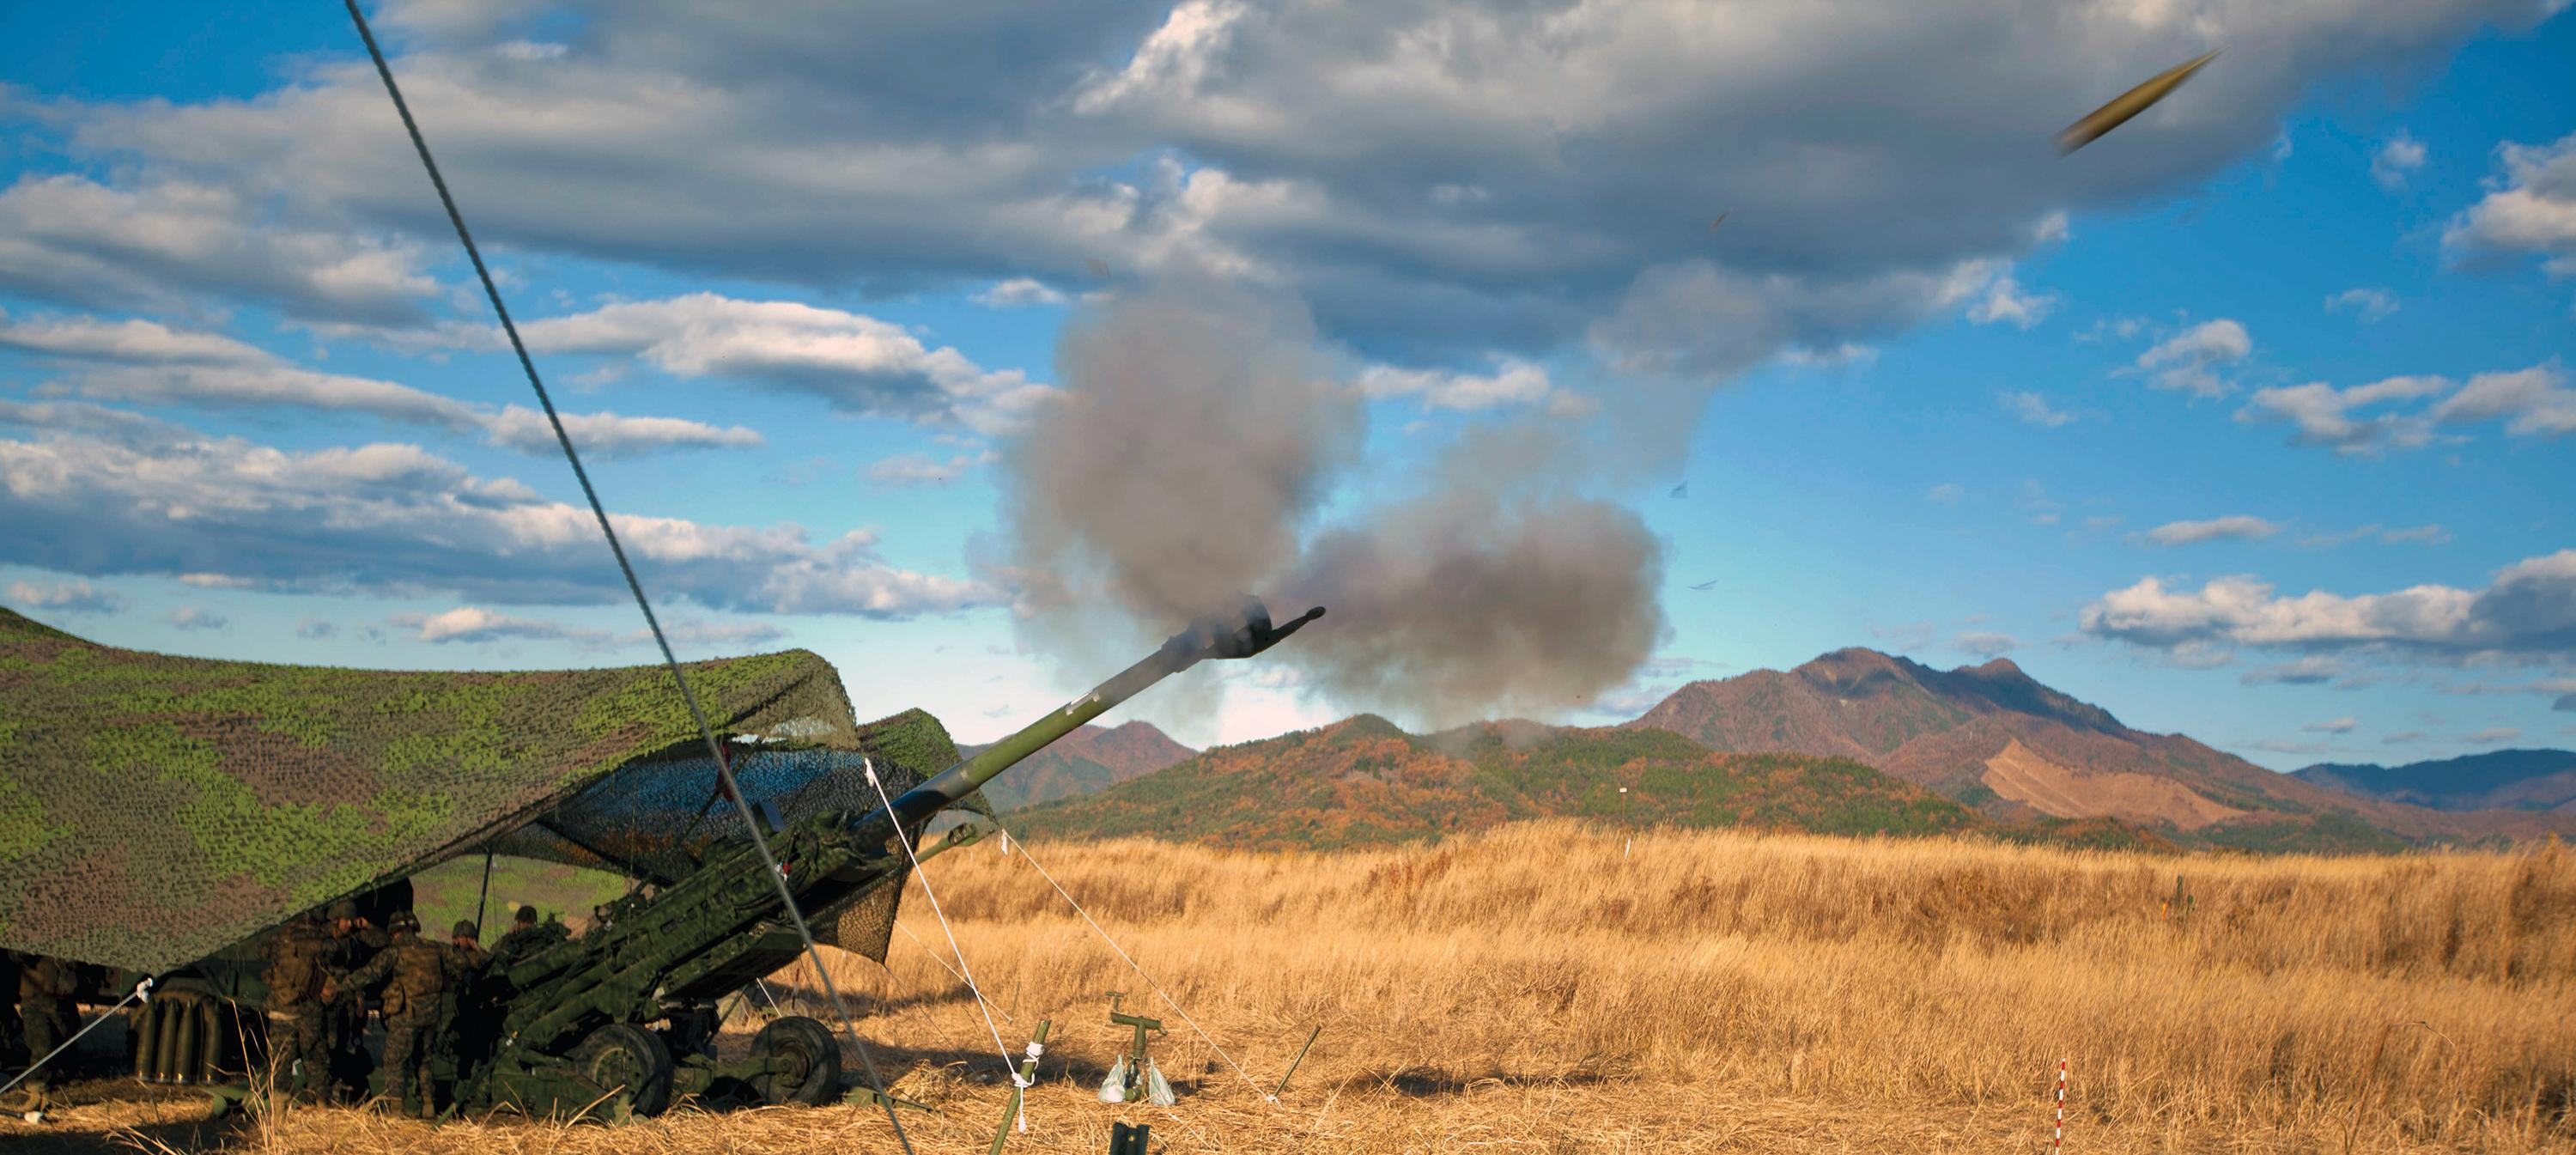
262;901;563;1119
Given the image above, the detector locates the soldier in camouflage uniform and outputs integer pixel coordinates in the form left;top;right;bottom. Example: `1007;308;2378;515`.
323;900;388;1103
332;911;464;1119
484;905;563;972
16;954;81;1094
440;921;489;1069
0;950;25;1070
260;912;336;1101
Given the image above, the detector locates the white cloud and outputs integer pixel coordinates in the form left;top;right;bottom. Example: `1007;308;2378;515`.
2000;391;2073;427
1872;621;1935;652
2300;523;2451;548
1951;630;2019;660
866;451;995;485
2429;363;2576;438
0;421;1004;617
1926;483;1963;505
2237;374;2451;455
518;294;1054;435
2465;726;2521;745
1356;357;1562;412
5;578;125;614
2134;319;2251;398
1967;276;2056;328
2371;131;2427;191
2302;717;2359;733
165;605;228;630
0;175;438;324
2444;131;2576;277
0;312;762;458
2081;549;2576;663
974;277;1070;307
2241;656;2345;686
2142;515;2281;547
2324;288;2398;323
397;605;607;645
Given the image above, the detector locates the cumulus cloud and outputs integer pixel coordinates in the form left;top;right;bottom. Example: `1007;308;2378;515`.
2324;287;2399;322
866;451;995;485
974;278;1070;307
2299;523;2451;549
2443;131;2576;276
0;312;764;458
33;0;2546;376
2001;391;2073;427
1356;357;1563;412
517;294;1054;435
2133;319;2251;398
2081;549;2576;664
2241;656;2346;686
2429;363;2576;438
397;605;607;645
0;175;438;324
0;419;1001;617
1967;276;2056;328
2371;132;2427;191
1950;630;2019;660
2237;374;2451;455
165;605;228;630
5;578;126;614
2142;515;2281;547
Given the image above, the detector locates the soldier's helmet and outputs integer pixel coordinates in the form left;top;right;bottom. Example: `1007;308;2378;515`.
325;899;359;921
453;920;478;940
389;910;422;933
513;905;538;926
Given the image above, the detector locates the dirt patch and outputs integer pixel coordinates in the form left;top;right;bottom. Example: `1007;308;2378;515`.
1981;739;2244;830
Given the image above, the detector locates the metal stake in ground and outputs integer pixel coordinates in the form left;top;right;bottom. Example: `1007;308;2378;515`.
988;1019;1051;1155
2053;1057;2068;1151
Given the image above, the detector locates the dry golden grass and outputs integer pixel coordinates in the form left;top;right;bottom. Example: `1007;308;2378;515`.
7;821;2572;1152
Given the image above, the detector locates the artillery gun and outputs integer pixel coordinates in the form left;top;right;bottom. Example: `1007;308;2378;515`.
446;598;1324;1118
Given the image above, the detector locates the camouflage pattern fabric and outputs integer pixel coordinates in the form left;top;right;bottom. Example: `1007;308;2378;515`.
0;607;901;974
264;1006;328;1100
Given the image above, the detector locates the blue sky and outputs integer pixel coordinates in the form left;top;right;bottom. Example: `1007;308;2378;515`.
3;0;2571;767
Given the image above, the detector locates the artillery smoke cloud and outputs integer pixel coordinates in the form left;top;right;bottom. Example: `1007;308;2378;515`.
1002;279;1666;728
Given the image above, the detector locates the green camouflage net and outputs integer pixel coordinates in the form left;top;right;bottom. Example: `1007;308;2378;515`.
0;607;960;974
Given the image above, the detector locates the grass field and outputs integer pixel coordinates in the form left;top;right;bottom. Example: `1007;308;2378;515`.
7;821;2572;1152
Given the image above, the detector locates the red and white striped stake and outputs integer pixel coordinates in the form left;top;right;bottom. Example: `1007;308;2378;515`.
2052;1057;2068;1150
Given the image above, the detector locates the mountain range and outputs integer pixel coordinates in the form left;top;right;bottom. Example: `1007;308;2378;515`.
999;648;2576;854
963;720;1195;812
2293;750;2576;813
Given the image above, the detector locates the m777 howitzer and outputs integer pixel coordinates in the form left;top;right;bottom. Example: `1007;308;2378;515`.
453;597;1325;1119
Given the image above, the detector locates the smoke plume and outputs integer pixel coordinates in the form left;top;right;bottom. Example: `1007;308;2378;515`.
1001;278;1666;728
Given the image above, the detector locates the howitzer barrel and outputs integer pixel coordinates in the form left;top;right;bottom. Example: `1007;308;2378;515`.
886;597;1323;825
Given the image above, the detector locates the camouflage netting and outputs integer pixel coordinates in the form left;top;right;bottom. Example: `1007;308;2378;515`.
0;607;964;974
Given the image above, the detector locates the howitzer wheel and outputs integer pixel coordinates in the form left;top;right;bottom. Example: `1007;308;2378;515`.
573;1024;675;1118
749;1015;841;1107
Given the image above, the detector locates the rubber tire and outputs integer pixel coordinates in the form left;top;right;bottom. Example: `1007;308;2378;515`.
573;1024;675;1118
749;1015;842;1107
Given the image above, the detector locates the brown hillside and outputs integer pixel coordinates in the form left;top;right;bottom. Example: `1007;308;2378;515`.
1626;648;2576;848
963;720;1195;811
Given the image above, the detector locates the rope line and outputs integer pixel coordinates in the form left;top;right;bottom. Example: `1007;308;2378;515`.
335;6;912;1147
996;825;1275;1104
891;920;1017;1025
862;761;1018;1082
0;977;153;1099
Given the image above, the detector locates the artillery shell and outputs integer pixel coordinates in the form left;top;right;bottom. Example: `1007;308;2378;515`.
2057;49;2220;155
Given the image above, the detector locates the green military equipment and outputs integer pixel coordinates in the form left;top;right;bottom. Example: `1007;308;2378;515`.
987;1018;1050;1155
442;599;1318;1119
14;596;1321;1119
1097;991;1175;1106
1273;1024;1322;1099
1109;1120;1153;1155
